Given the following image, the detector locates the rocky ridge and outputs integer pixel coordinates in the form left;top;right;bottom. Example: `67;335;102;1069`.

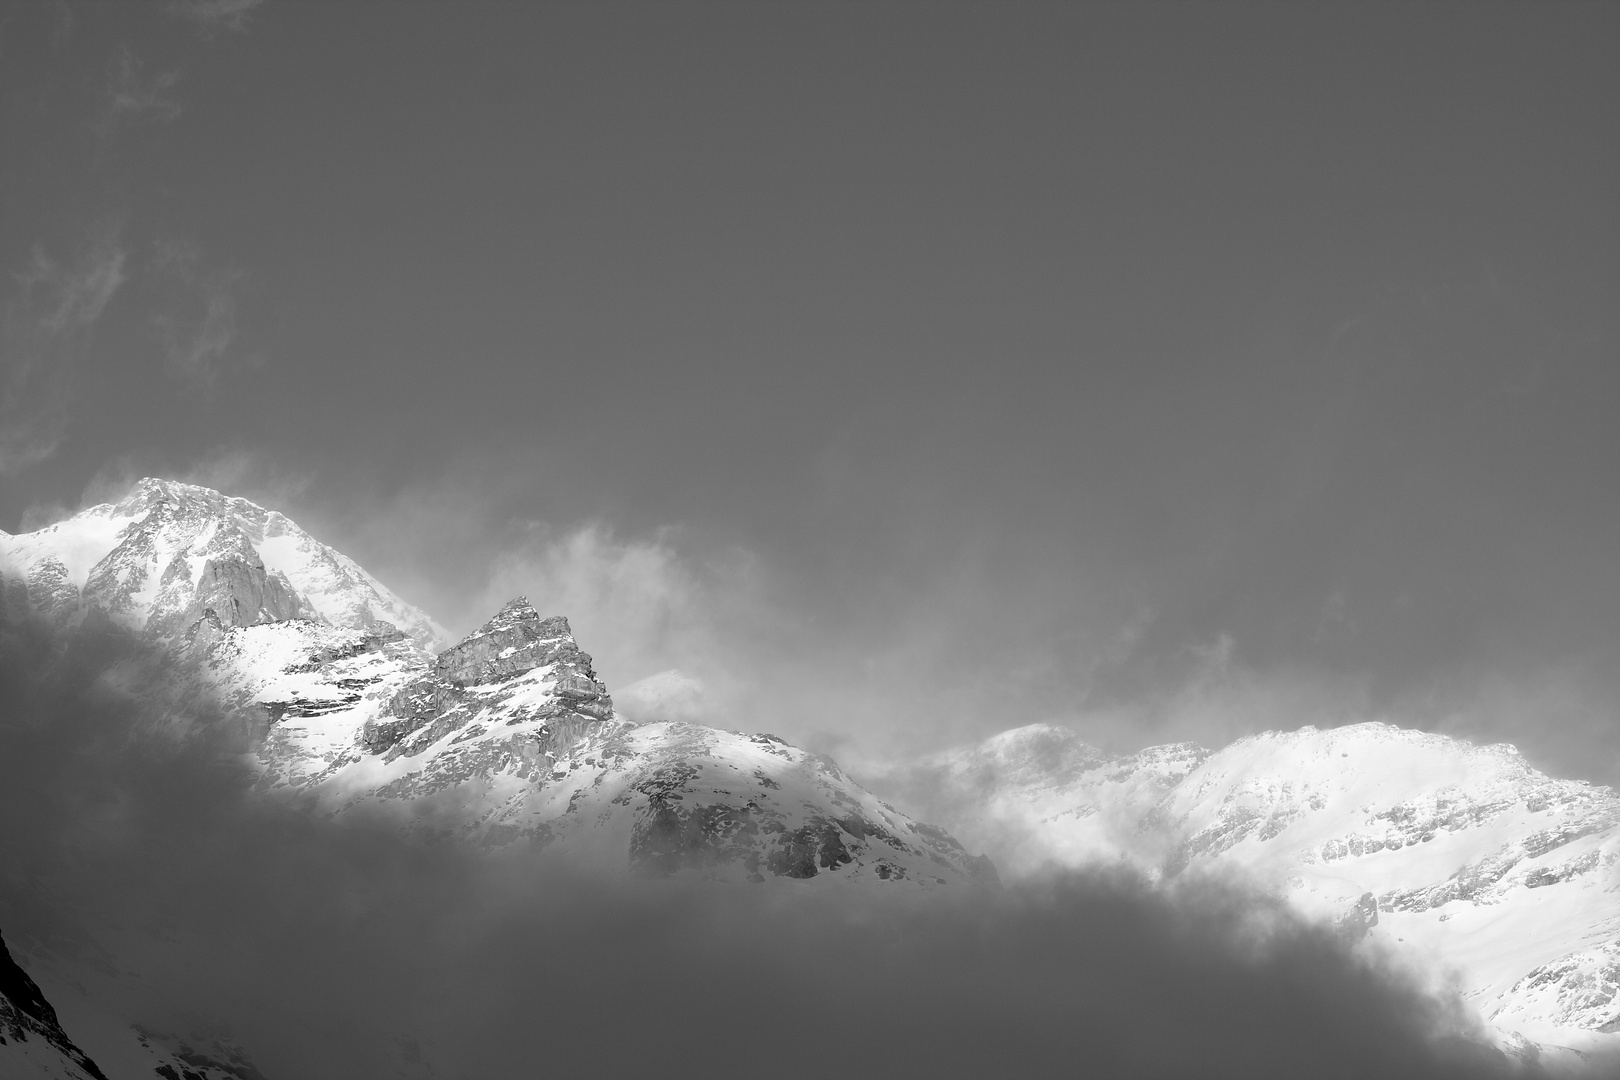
11;477;1616;1069
0;479;994;888
196;598;992;885
0;480;1002;1077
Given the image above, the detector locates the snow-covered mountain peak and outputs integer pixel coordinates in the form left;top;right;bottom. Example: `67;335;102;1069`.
0;478;446;649
1156;720;1606;883
174;601;993;888
890;717;1620;1056
435;596;577;683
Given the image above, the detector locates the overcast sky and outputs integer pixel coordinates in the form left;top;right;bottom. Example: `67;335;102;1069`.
2;0;1617;782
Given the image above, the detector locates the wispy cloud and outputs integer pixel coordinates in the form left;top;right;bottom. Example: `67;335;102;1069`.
104;43;182;128
0;225;127;475
166;0;266;36
151;238;248;387
473;522;743;698
67;448;315;522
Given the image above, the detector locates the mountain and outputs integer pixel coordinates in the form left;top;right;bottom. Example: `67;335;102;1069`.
889;721;1620;1064
8;477;1616;1071
1;900;275;1080
0;480;999;1076
0;929;107;1080
1;479;995;885
0;478;446;649
202;595;993;885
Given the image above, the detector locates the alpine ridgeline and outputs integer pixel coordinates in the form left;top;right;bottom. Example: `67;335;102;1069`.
0;478;991;885
0;477;445;648
887;721;1620;1068
0;479;996;1077
9;478;1616;1072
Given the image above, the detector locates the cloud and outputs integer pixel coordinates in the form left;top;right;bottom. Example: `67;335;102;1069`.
67;448;315;521
151;239;248;386
614;668;709;724
0;225;127;475
0;626;1550;1080
470;522;754;707
166;0;265;36
104;43;181;128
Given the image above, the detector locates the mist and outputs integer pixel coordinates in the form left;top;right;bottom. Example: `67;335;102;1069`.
0;619;1546;1079
2;2;1617;1074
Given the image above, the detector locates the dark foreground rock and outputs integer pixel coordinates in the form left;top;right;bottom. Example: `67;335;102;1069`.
0;929;109;1080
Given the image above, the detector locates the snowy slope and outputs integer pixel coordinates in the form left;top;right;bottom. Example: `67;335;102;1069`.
0;478;446;648
900;720;1620;1060
186;597;994;886
3;896;284;1080
11;475;1613;1065
0;929;107;1080
1;480;1001;1079
1158;724;1620;1055
1;478;991;887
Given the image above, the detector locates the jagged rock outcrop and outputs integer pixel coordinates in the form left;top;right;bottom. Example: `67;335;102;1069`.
361;598;613;756
150;524;315;635
435;599;586;686
160;585;993;887
0;929;108;1080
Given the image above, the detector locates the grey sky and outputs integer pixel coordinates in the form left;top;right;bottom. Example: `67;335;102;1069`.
2;1;1617;781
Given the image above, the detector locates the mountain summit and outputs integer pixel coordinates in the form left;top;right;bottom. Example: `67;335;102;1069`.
889;720;1620;1061
0;478;446;648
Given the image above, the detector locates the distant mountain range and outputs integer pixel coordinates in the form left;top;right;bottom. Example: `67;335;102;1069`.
1;478;1615;1074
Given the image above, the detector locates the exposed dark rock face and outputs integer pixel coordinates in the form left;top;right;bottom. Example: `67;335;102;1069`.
362;598;615;756
765;819;855;878
0;929;109;1079
620;748;953;884
632;793;766;878
134;1025;272;1080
